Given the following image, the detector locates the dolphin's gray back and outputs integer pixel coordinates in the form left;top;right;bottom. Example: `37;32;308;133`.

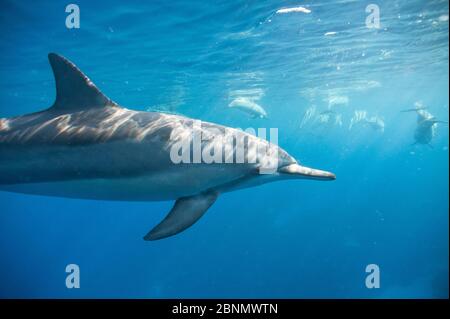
0;108;170;183
0;107;253;183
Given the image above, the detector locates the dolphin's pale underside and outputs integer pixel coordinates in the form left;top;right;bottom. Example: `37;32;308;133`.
0;53;335;240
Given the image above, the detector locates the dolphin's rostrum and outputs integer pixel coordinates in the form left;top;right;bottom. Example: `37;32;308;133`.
0;53;335;240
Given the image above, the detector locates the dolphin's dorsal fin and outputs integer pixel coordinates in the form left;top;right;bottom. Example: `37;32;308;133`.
48;53;117;110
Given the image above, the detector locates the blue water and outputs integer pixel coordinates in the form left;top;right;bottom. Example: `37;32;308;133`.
0;0;448;298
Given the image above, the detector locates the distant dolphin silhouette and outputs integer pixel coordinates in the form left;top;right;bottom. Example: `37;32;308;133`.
228;97;268;119
0;53;335;240
401;106;447;147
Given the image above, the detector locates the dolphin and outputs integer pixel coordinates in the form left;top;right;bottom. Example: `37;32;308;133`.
401;106;447;147
0;53;335;240
228;97;268;119
315;109;343;129
349;110;384;133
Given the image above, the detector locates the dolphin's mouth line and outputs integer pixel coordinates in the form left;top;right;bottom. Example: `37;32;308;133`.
278;163;336;181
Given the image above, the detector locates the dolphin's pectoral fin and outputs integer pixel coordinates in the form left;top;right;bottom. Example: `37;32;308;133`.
48;53;118;110
144;191;219;241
